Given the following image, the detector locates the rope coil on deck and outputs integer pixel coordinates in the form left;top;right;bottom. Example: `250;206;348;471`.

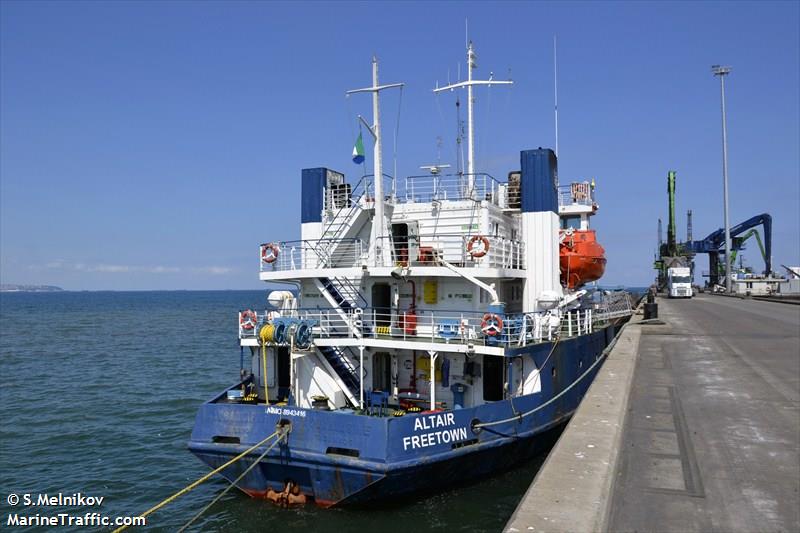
259;324;276;343
260;324;273;401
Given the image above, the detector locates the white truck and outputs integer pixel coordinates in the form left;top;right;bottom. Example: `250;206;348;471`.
667;266;693;298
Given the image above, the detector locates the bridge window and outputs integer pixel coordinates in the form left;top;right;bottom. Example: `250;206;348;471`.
560;216;581;230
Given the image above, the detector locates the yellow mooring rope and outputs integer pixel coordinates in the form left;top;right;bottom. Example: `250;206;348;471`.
259;324;273;403
112;429;280;533
177;427;288;532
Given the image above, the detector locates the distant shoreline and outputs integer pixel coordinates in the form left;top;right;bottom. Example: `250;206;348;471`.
0;284;64;293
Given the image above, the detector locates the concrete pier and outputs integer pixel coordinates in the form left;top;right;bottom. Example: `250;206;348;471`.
506;294;800;532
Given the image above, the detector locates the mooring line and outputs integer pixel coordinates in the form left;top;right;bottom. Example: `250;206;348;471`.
475;329;621;430
474;304;642;432
112;428;282;533
178;427;288;532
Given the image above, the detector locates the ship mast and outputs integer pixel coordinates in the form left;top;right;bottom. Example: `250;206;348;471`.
434;41;512;195
347;57;404;264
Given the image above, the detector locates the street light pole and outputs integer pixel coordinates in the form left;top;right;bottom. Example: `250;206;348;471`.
712;65;732;292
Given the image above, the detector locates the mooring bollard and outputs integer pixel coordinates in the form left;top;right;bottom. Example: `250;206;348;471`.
643;287;658;319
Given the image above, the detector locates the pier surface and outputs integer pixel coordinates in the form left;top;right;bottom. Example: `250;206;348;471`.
506;294;800;532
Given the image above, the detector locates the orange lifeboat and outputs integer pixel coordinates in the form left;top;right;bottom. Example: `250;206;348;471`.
560;229;607;289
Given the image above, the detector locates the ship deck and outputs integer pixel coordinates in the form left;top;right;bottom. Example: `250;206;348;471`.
505;293;800;532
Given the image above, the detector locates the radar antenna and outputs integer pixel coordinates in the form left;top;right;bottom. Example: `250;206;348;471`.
434;41;513;196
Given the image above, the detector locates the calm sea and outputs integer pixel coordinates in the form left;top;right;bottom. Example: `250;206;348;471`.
0;291;555;532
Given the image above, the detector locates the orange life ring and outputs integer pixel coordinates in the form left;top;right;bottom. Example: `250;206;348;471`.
481;313;503;336
467;235;490;258
261;243;279;264
240;309;258;330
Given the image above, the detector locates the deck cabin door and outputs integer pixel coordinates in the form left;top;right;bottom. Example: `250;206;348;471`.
483;354;505;401
391;221;419;265
372;352;391;392
371;283;392;327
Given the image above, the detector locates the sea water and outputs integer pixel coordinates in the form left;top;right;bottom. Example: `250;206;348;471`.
0;291;555;532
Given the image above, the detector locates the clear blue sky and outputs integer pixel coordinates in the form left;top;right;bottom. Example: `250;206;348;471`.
1;1;798;290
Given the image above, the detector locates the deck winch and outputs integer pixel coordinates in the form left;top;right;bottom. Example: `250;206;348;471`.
258;317;317;348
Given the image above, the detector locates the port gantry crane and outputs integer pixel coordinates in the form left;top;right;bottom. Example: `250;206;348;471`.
685;213;772;287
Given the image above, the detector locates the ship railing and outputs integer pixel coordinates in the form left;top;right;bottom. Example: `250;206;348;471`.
239;305;625;348
324;174;371;213
321;174;374;242
335;173;395;204
374;233;525;270
287;307;591;347
560;309;594;337
259;239;365;272
298;307;530;347
401;173;506;206
592;290;635;322
558;182;595;207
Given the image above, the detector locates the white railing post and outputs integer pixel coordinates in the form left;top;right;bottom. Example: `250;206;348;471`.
567;311;572;337
359;345;365;410
428;351;438;411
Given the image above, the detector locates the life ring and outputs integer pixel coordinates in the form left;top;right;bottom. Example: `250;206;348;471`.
240;309;258;330
467;235;490;258
481;313;503;336
261;243;279;264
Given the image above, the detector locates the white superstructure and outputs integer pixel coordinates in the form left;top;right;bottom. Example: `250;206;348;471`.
237;43;628;416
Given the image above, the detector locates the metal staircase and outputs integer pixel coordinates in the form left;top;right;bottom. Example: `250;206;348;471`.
318;277;367;310
315;345;362;406
314;277;368;338
323;204;371;244
322;175;375;252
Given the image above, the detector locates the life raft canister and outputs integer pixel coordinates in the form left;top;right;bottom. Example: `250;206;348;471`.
261;243;280;264
240;309;258;330
467;235;490;258
481;313;503;336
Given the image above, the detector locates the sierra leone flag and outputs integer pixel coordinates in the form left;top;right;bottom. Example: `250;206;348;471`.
352;133;365;164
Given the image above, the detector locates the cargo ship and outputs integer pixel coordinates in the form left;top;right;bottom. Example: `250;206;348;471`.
188;42;633;507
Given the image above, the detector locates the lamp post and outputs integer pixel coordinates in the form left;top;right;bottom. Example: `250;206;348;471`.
712;65;732;292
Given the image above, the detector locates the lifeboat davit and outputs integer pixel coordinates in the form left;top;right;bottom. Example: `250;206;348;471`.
560;229;607;289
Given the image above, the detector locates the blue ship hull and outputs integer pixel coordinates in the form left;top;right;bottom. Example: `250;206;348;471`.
188;325;617;506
